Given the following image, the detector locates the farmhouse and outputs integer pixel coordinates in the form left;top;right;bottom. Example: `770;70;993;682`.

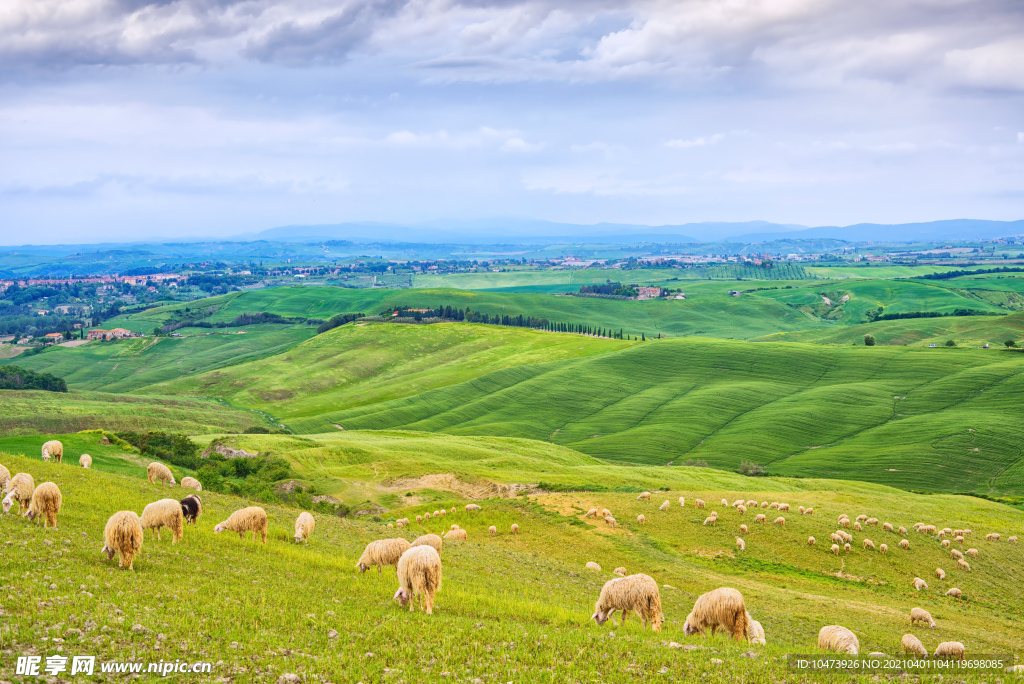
636;286;662;300
43;332;63;343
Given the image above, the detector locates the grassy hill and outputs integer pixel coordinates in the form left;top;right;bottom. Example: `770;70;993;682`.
0;445;1020;681
759;312;1024;347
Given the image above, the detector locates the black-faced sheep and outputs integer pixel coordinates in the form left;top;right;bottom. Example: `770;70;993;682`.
26;482;61;528
181;476;202;491
294;511;315;544
357;538;412;573
214;506;268;544
934;642;966;660
911;607;936;628
818;625;859;654
147;462;175;486
180;494;202;526
683;587;747;641
411;534;442;553
591;574;663;632
79;454;92;468
901;633;927;656
102;511;143;570
141;499;184;543
393;545;442;614
2;472;35;515
41;440;63;463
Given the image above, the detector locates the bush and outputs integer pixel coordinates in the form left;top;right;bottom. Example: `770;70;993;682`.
864;334;876;346
1006;340;1018;348
945;339;957;347
678;459;709;468
0;365;67;392
737;461;768;476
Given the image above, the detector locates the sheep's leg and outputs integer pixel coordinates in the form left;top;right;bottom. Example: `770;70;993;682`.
619;611;627;627
156;528;162;542
377;565;382;575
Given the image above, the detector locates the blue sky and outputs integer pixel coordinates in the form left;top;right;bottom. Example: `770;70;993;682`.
1;0;1022;243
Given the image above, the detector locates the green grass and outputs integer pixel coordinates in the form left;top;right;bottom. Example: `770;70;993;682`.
0;447;1020;681
759;312;1024;347
0;391;270;436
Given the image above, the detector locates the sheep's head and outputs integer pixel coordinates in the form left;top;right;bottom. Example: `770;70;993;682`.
356;562;369;573
393;588;410;607
101;544;115;560
169;477;176;485
26;509;37;521
213;523;225;534
2;494;13;514
590;608;610;626
42;454;50;462
294;534;305;543
683;613;700;636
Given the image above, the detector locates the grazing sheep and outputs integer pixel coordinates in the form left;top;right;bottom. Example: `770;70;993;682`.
839;530;853;542
732;499;744;508
438;509;446;517
432;510;439;517
710;510;718;519
854;522;862;532
913;578;928;591
901;634;927;656
737;504;747;515
831;532;842;543
412;534;443;552
774;517;785;527
760;501;770;509
102;511;143;570
736;537;745;551
585;508;598;518
0;464;9;490
882;522;893;532
844;543;851;553
511;523;519;534
856;514;868;522
703;516;717;526
450;507;456;514
465;504;481;512
180;494;202;526
746;500;757;507
41;440;63;463
778;503;790;512
798;506;805;514
946;587;962;598
181;476;202;491
395;521;403;529
966;548;978;558
721;498;728;506
695;499;705;509
866;518;878;526
601;508;612;518
831;543;841;555
416;515;423;523
141;499;184;543
957;559;971;572
899;539;910;550
1007;535;1016;543
746;614;766;645
637;514;646;525
450;524;459;530
2;472;35;515
659;500;670;511
393;545;442;614
586;561;602;571
356;538;412;573
955;535;965;544
941;539;950;548
951;549;964;560
605;517;617;528
294;511;315;544
804;507;814;515
840;518;851;528
808;536;816;546
147;462;175;486
679;497;685;507
863;539;875;551
817;625;859;655
637;492;651;500
938;530;946;539
934;642;966;660
444;528;468;541
79;454;92;468
935;567;946;580
754;514;767;524
591;574;663;632
26;482;62;528
488;525;497;537
898;526;907;535
424;512;431;519
214;506;268;544
880;544;888;553
911;607;936;628
613;567;626;576
683;587;748;641
740;524;748;534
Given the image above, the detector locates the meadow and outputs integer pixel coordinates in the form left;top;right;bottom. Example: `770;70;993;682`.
0;444;1021;682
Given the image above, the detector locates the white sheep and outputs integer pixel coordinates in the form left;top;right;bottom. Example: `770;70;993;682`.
818;625;859;655
356;538;412;573
745;612;766;645
444;528;468;541
181;476;202;491
585;508;598;518
803;507;814;515
79;454;92;468
147;462;175;486
214;506;268;544
966;548;978;558
294;511;315;544
659;500;670;511
411;534;443;553
901;634;927;656
844;543;851;553
760;501;770;509
950;548;964;560
863;539;875;551
26;482;62;528
831;544;840;555
102;511;143;570
754;513;767;524
883;522;893;532
488;525;497;537
957;558;971;572
393;545;442;614
935;567;946;580
637;514;646;525
3;472;35;515
934;642;966;660
0;464;9;491
736;537;745;551
910;607;935;629
613;567;627;576
899;539;910;549
41;440;63;463
808;536;815;546
774;516;785;527
778;503;790;512
591;574;663;632
737;504;747;515
740;524;748;534
945;587;962;598
637;491;651;500
721;498;728;506
586;561;602;571
694;499;705;509
913;577;928;591
683;587;747;641
1008;536;1017;543
141;499;184;543
732;499;745;508
465;504;481;512
678;497;685;507
511;524;519;534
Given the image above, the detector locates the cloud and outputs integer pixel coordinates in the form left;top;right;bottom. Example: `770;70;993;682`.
665;133;725;149
1018;132;1024;143
500;137;544;153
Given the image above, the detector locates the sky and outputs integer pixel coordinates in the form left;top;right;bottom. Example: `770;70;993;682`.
1;0;1023;244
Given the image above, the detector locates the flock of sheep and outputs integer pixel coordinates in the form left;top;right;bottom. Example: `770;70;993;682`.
1;441;317;572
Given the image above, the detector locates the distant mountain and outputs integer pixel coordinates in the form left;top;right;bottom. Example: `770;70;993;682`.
731;219;1024;243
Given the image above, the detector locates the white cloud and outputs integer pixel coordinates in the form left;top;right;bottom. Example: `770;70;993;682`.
665;134;725;149
1018;132;1024;143
500;137;544;153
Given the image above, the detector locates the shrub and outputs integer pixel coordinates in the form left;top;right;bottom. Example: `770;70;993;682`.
678;459;709;468
864;334;876;346
0;365;67;392
1006;340;1018;348
945;339;957;347
737;461;768;477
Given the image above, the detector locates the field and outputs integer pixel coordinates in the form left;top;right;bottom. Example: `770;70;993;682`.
1;444;1021;682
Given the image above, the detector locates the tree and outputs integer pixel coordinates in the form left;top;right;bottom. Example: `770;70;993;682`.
1006;340;1018;348
864;334;876;346
945;339;957;347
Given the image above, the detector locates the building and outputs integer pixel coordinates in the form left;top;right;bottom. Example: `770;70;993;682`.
87;329;110;340
636;287;662;300
43;332;64;343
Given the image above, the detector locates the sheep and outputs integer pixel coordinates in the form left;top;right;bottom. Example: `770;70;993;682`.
908;607;936;630
683;587;748;641
432;510;439;517
913;578;928;591
294;511;315;544
180;494;202;526
388;523;395;529
746;614;766;645
450;524;459;530
767;502;778;509
356;538;412;573
678;497;685;507
393;545;442;614
945;587;962;598
695;499;705;509
844;543;851;553
831;532;842;543
25;482;62;528
659;500;670;511
141;499;184;544
863;539;875;551
774;516;785;527
732;499;743;508
591;574;663;632
586;561;602;571
898;526;907;535
831;544;840;555
737;504;747;515
710;510;719;519
899;539;910;549
585;508;598;518
966;548;978;558
2;472;35;515
854;521;862;532
721;498;728;506
511;524;519;534
798;506;805;514
637;514;646;525
746;500;757;507
938;530;946;539
840;518;851;528
866;518;878;526
79;454;92;468
605;517;617;528
102;511;143;570
416;515;423;523
740;524;748;534
986;532;1001;541
488;525;497;537
901;634;927;656
438;509;446;517
444;528;468;541
856;514;868;522
449;507;456;514
957;559;971;572
934;642;966;660
181;476;202;491
613;567;627;576
941;539;950;548
736;537;745;551
754;514;767;524
882;522;893;532
214;506;268;544
838;530;853;542
808;536;815;546
804;507;814;515
1009;536;1017;543
703;516;717;526
147;462;175;487
637;491;651;500
760;501;769;508
41;440;63;463
411;534;443;553
0;464;8;491
880;544;888;553
424;512;431;519
817;625;859;655
778;503;790;512
601;508;612;518
951;548;964;560
465;504;481;512
935;567;946;580
954;535;965;544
